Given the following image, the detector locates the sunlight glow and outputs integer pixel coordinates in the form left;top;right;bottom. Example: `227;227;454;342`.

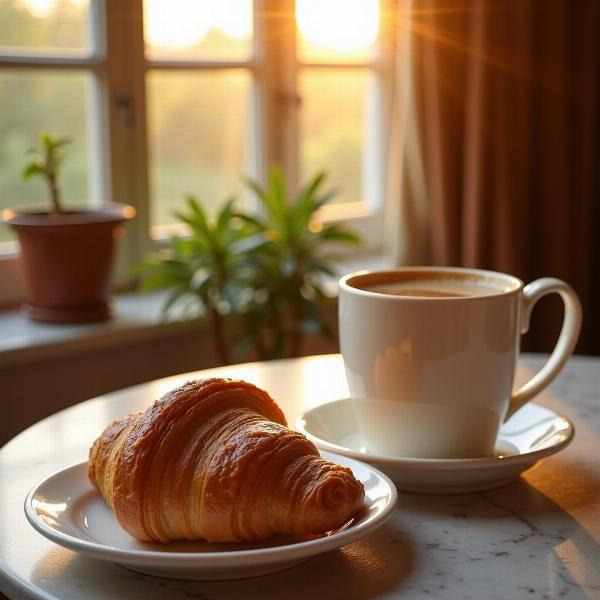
143;0;251;50
144;0;210;50
19;0;57;17
19;0;86;17
213;0;252;39
296;0;379;53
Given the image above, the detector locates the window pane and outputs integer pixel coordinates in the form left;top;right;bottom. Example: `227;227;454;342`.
299;69;368;205
143;0;253;61
147;69;252;232
0;0;92;56
0;69;92;243
296;0;379;63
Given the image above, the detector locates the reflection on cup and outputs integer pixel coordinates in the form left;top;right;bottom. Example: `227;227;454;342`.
374;339;423;402
351;398;500;458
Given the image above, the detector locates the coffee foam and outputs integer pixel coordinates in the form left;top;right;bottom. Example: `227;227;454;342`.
366;279;501;298
345;270;520;299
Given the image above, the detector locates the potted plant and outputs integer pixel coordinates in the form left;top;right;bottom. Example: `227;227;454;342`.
0;133;134;323
135;167;360;364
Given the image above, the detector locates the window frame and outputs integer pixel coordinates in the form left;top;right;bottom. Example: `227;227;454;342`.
0;0;395;306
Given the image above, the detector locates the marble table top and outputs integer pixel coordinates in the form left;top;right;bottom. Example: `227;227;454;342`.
0;353;599;600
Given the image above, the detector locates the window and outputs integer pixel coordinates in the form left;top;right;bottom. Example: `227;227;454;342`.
294;0;391;244
0;0;105;246
0;0;394;301
143;0;256;238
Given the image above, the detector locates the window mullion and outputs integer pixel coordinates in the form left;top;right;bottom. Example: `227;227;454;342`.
0;56;102;68
104;0;150;284
90;0;107;60
256;0;298;192
88;70;111;210
147;60;255;70
378;0;400;262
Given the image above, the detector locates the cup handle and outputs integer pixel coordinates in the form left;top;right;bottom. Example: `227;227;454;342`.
505;278;582;421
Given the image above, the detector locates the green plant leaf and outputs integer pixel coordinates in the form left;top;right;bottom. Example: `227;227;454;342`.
140;272;186;292
129;258;163;276
232;212;265;231
215;197;235;238
21;162;43;180
245;167;287;228
23;132;71;213
268;166;287;218
172;210;211;250
169;235;195;255
39;132;71;149
40;132;52;148
51;136;72;149
161;287;188;317
293;171;326;224
316;225;362;245
229;232;269;255
190;268;211;292
184;195;213;241
312;189;338;212
244;177;271;211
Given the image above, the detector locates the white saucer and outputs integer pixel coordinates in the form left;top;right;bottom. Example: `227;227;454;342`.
296;401;574;494
24;451;397;581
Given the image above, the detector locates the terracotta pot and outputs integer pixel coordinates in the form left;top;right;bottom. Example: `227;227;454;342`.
2;204;135;323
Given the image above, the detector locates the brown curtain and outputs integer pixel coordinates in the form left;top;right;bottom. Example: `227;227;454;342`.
407;0;600;353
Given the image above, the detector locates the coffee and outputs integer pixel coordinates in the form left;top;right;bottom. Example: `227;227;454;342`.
365;279;500;298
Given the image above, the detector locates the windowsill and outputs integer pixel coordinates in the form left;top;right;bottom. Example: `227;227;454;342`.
0;252;392;369
0;291;209;368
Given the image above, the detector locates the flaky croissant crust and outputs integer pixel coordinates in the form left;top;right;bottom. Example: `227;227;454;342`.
89;378;364;543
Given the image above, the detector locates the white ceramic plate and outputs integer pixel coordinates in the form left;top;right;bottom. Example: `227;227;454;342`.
296;401;574;494
24;451;397;581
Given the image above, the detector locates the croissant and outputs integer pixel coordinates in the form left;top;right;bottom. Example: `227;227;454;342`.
88;378;364;543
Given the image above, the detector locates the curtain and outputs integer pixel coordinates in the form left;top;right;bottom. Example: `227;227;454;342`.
388;0;600;353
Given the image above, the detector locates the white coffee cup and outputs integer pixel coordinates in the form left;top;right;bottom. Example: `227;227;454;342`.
338;267;581;458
